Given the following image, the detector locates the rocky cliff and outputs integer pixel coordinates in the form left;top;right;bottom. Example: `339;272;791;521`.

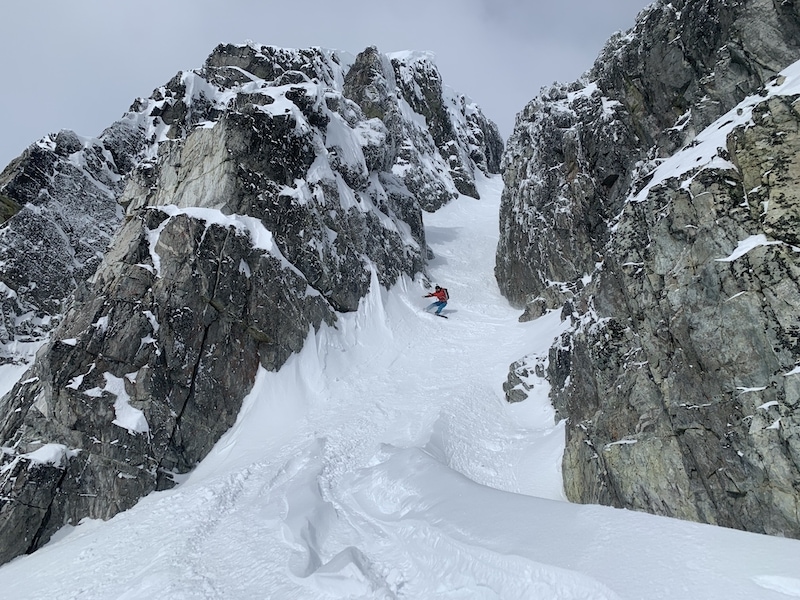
0;123;145;366
498;0;800;315
0;43;502;564
499;0;800;537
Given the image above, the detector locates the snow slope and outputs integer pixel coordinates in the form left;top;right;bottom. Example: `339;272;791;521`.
1;175;799;599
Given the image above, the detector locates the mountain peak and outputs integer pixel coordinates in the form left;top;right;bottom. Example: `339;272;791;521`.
0;42;502;565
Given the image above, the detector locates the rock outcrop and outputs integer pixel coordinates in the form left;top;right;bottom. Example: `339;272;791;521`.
498;0;800;536
497;0;800;314
0;124;143;364
0;43;502;564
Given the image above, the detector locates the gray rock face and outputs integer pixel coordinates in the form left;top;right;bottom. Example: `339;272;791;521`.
497;0;800;311
344;47;502;210
551;86;800;536
0;125;141;363
497;0;800;537
0;42;501;564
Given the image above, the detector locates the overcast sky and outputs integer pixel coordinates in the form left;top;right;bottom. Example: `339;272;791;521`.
0;0;653;169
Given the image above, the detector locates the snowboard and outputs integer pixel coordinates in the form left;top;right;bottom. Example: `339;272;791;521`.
423;309;449;319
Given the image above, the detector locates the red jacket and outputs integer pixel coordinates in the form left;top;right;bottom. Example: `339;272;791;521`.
426;288;448;302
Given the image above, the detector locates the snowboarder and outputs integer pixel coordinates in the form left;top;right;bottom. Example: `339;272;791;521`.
424;285;449;317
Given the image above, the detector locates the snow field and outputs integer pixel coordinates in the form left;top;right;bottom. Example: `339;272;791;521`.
1;174;799;599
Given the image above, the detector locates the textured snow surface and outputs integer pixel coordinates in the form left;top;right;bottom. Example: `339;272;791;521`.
0;175;798;599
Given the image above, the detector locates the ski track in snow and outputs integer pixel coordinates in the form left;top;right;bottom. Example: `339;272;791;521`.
2;175;800;599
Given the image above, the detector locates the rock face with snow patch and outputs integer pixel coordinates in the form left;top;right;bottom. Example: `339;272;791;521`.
497;0;800;314
0;126;141;365
343;46;502;210
497;0;800;536
0;43;502;564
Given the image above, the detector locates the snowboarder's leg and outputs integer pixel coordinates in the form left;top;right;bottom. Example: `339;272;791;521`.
435;301;446;315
